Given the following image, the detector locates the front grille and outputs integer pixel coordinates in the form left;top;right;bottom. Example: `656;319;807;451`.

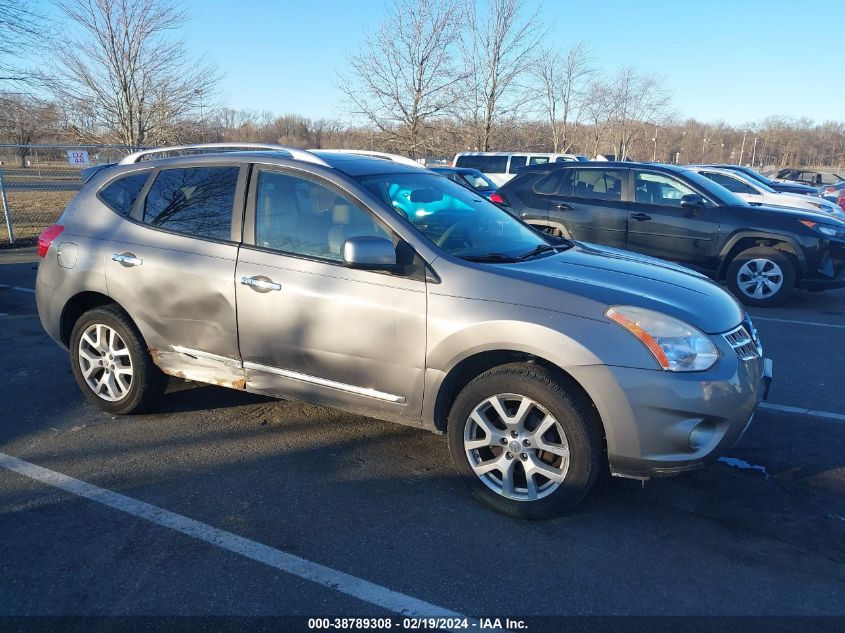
724;324;761;361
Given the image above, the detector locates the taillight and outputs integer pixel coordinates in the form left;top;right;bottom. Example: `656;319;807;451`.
490;192;507;205
37;224;64;258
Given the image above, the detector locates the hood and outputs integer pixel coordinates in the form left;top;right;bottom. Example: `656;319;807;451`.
772;182;818;194
748;203;845;226
493;242;744;334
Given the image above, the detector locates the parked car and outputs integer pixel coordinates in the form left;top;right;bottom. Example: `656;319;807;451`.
691;166;845;219
495;161;845;306
452;152;587;187
695;164;819;196
819;181;845;204
36;143;771;519
772;168;845;187
430;167;498;199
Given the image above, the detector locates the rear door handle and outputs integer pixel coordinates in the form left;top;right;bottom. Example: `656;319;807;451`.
630;212;652;221
112;252;143;267
554;203;573;211
240;276;281;292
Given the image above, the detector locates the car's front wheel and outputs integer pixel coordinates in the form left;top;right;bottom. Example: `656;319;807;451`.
70;305;166;414
447;363;601;519
726;247;796;307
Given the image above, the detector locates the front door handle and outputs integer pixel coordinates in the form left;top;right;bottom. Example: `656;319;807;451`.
240;276;281;292
112;252;143;267
554;203;573;211
630;212;652;221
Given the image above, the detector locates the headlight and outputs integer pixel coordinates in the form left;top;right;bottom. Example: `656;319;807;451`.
802;220;845;239
817;224;845;239
606;306;719;371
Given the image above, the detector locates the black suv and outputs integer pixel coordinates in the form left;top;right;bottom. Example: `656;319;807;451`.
496;161;845;306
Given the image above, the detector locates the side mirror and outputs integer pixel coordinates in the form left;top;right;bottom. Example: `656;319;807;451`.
680;193;707;208
342;236;396;270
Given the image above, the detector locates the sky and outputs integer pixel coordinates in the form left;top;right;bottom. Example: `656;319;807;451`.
44;0;845;125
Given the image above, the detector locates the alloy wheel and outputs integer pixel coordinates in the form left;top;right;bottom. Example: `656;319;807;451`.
463;393;570;501
77;323;133;402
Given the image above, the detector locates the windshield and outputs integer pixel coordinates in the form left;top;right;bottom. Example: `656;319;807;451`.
356;172;553;261
732;166;773;186
462;171;496;190
681;169;750;206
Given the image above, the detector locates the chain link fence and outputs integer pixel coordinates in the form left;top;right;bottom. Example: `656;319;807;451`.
0;144;144;246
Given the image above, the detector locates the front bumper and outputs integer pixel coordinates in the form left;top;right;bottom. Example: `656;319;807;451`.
800;241;845;291
568;346;772;480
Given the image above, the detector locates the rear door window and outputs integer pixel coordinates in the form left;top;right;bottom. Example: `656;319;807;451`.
142;166;239;241
99;172;150;216
528;156;550;165
455;155;508;174
565;169;625;201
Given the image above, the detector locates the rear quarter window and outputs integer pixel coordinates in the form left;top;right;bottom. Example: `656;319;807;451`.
98;172;150;216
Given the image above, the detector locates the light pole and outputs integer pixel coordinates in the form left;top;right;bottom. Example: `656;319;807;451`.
751;137;759;167
652;137;657;162
739;131;748;165
702;137;707;161
195;89;205;143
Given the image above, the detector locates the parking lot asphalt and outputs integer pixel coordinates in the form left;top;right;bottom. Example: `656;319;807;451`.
1;250;843;621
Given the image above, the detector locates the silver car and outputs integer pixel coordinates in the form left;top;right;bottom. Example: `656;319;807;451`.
35;143;773;519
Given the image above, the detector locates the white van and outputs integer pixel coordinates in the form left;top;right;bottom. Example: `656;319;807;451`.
452;152;588;186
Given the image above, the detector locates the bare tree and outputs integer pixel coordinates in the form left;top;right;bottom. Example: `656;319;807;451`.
50;0;219;146
528;42;594;153
0;1;43;85
340;0;465;158
599;67;671;160
0;94;59;165
460;0;544;151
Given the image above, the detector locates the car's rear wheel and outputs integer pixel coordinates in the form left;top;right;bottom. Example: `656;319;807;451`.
70;305;166;414
727;247;796;307
447;363;601;519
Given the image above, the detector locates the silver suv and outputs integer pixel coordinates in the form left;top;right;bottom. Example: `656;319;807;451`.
35;143;772;518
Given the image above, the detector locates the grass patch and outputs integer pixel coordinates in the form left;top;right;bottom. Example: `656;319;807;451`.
2;190;77;241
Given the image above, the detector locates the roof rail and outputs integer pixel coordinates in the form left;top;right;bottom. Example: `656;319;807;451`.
314;149;425;168
118;143;329;166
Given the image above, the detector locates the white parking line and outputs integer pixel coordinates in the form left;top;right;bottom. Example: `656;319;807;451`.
0;452;466;619
759;402;845;423
0;284;35;294
751;315;845;330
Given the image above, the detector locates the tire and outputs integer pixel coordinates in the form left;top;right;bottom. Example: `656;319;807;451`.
69;305;167;414
726;247;796;307
446;363;601;519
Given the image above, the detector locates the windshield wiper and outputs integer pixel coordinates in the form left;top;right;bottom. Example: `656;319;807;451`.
461;253;520;263
517;243;568;261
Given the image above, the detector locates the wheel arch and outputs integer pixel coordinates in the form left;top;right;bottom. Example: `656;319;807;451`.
60;291;124;346
717;231;805;280
430;349;607;452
